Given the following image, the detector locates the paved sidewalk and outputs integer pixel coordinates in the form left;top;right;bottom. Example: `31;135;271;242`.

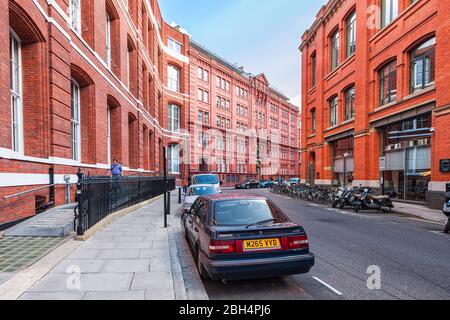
393;201;447;224
0;194;208;300
5;204;76;238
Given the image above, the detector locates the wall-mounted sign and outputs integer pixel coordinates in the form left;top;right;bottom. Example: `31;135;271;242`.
440;159;450;173
379;157;386;171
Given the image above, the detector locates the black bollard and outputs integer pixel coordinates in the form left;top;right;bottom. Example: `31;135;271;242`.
167;191;171;215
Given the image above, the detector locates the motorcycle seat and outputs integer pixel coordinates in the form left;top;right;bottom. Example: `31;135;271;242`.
372;195;390;200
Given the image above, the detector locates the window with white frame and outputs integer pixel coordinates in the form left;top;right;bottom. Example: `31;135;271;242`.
329;96;338;127
381;0;398;28
330;30;340;71
106;14;111;68
346;11;356;57
70;0;81;34
410;37;436;93
168;104;180;132
107;108;111;164
168;144;180;173
9;31;23;153
167;38;182;54
71;80;81;161
167;65;180;92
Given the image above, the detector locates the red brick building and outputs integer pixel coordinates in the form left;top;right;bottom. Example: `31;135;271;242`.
0;0;301;227
0;0;190;227
187;41;301;187
300;0;450;208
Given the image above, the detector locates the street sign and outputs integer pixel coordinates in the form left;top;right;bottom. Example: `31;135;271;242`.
379;157;386;171
440;159;450;173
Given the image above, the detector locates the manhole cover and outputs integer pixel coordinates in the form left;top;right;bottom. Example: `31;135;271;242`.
0;237;64;273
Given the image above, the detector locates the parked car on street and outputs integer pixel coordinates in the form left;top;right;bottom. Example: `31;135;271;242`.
181;193;315;281
259;180;275;188
288;178;300;186
191;174;222;192
182;185;219;214
235;180;260;189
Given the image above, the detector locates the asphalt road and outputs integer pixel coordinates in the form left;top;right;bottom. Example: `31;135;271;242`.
197;189;450;300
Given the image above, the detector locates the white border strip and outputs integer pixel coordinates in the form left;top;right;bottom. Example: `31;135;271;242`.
312;277;343;296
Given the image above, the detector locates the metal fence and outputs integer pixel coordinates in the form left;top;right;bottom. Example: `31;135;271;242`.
74;173;175;235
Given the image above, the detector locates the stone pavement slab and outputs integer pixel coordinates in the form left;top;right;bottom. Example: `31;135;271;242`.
5;204;76;238
393;201;447;224
3;193;208;300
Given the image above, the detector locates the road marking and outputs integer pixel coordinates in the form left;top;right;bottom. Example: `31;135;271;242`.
406;218;445;226
312;277;343;296
429;231;449;237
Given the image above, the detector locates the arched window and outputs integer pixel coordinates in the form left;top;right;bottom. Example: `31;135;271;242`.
70;0;94;45
168;144;180;174
168;104;180;132
330;29;340;71
128;113;138;169
8;2;47;158
381;0;398;28
143;125;149;171
167;65;180;92
9;30;23;153
310;52;317;88
71;65;96;164
70;79;81;161
149;130;155;171
105;0;120;76
379;60;397;105
70;0;81;34
410;37;436;93
344;86;355;121
329;96;339;127
346;11;356;57
127;36;138;97
310;108;316;134
107;95;122;164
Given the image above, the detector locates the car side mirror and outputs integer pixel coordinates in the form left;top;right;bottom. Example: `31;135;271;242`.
220;181;223;186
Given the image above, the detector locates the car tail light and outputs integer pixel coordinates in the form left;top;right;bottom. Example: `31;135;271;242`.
209;240;235;254
288;235;309;249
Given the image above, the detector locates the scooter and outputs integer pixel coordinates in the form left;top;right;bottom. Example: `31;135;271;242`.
335;186;363;210
332;186;346;208
443;192;450;234
354;188;395;213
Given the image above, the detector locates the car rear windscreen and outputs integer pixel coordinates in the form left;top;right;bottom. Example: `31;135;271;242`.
213;200;285;226
188;186;217;196
193;175;219;185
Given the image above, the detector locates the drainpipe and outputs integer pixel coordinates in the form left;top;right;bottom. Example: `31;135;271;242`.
64;175;71;204
49;167;55;207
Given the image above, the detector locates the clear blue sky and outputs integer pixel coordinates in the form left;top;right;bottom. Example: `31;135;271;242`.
159;0;327;106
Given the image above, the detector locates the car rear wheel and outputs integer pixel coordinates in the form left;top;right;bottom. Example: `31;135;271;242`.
196;247;210;280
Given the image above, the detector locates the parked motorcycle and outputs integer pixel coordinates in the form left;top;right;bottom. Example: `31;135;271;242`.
443;192;450;234
332;186;346;208
333;186;362;210
354;188;395;213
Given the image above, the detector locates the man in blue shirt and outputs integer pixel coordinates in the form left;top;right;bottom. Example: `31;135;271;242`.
110;159;123;177
110;159;123;193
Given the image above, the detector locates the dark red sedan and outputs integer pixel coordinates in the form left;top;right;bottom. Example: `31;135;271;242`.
181;193;315;281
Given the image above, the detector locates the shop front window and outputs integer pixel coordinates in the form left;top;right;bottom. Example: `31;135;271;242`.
332;136;354;187
382;113;432;202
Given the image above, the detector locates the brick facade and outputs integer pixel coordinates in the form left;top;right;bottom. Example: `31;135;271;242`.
300;0;450;209
0;0;189;226
187;42;301;187
0;0;301;226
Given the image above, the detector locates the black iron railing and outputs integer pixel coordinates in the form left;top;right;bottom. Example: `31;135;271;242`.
74;173;175;235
